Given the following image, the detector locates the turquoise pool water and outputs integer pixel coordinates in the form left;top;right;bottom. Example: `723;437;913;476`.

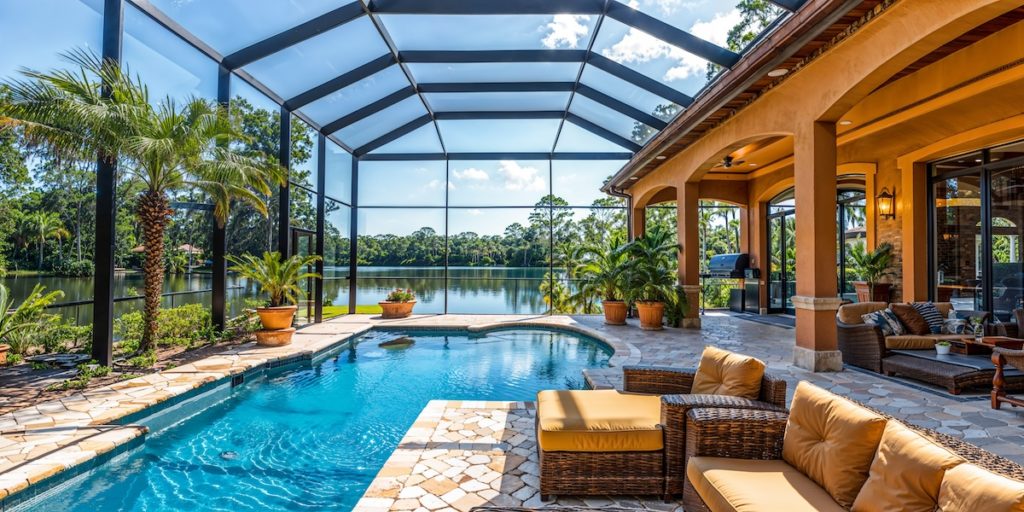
23;329;610;511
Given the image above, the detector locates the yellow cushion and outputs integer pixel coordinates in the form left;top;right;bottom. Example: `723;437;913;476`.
782;382;887;509
851;421;965;512
884;334;962;350
938;463;1024;511
686;456;845;512
690;346;765;400
536;390;663;452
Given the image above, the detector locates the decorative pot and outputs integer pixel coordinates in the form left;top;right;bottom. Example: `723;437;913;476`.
853;282;892;303
379;300;416;319
256;305;297;330
255;327;296;346
935;344;951;355
636;302;665;331
0;344;9;364
602;300;628;325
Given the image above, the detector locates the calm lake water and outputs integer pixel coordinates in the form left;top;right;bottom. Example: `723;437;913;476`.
2;267;559;325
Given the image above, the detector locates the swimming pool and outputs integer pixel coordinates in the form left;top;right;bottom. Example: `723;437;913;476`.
21;329;610;511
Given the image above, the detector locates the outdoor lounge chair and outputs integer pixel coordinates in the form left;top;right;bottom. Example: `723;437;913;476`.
535;347;787;500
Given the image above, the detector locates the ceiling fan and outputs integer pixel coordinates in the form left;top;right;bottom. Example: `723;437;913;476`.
714;155;745;169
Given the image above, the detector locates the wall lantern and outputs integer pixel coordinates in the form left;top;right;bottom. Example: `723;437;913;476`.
876;188;896;220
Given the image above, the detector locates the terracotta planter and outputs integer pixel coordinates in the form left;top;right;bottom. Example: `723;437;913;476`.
853;282;892;303
0;344;9;365
255;327;296;346
379;300;416;319
602;300;627;325
636;301;665;331
256;305;297;330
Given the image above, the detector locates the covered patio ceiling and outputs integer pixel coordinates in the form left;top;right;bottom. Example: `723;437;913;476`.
129;0;802;160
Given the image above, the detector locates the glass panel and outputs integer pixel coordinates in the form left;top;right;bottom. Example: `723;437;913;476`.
933;151;984;174
580;65;682;118
449;161;549;206
990;164;1024;321
289;117;319;189
440;120;561;152
933;174;983;311
123;5;218;102
627;1;784;54
228;80;283;255
323;201;350;318
552;208;628;314
554;122;635;152
839;197;867;301
407;62;581;83
241;17;390;99
991;139;1024;163
356;208;446;314
425;92;570;112
298;66;410;127
334;95;427;149
147;0;350;54
359;161;446;207
369;124;443;154
569;94;655;143
592;18;709;96
446;208;547;314
552;160;627;207
645;206;678;243
325;141;352;203
382;14;597;50
290;185;316;231
0;0;102;78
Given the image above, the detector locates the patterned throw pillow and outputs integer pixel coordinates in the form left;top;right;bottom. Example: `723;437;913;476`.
911;302;944;334
862;309;906;336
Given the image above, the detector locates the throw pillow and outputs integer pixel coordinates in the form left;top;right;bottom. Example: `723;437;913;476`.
890;304;930;336
690;346;766;400
862;309;905;336
911;302;944;334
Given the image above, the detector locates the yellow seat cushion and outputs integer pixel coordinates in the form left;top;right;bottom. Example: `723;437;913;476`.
851;421;965;512
536;390;663;452
782;382;887;509
686;456;845;512
690;346;765;400
938;463;1024;511
884;334;963;350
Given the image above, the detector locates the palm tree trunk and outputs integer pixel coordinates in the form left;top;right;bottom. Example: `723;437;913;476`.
138;190;171;352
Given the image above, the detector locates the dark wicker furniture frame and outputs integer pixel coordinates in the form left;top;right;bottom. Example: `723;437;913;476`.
537;366;788;501
681;404;1024;512
883;351;1024;395
992;347;1024;409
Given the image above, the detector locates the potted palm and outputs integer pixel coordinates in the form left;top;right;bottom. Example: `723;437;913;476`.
379;288;416;319
228;251;321;346
624;227;681;331
578;235;629;325
849;242;895;302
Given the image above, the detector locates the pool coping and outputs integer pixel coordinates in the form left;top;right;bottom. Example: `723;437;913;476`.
0;314;627;507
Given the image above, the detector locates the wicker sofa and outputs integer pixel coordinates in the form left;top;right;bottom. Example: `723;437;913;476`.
536;364;787;500
683;382;1024;512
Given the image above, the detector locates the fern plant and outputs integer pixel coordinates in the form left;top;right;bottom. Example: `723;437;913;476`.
0;284;64;355
227;252;321;307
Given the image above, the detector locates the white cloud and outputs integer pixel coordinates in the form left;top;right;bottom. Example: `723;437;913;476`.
467;209;483;216
452;167;489;181
645;0;701;16
541;15;591;49
601;9;740;82
427;179;454;190
498;161;546;192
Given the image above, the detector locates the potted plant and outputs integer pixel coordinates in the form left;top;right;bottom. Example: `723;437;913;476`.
935;340;951;355
623;227;681;331
849;242;895;302
228;251;321;346
379;288;416;319
577;235;630;325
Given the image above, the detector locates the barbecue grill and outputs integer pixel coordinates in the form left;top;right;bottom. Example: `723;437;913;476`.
700;253;759;313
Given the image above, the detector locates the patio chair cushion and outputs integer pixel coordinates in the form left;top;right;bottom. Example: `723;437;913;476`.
690;346;765;400
782;382;887;509
535;390;663;452
686;456;845;512
850;421;965;512
937;463;1024;511
890;303;931;336
911;302;945;334
884;334;963;350
861;309;905;336
837;302;887;324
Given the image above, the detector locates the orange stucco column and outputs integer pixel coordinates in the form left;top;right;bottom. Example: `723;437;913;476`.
678;182;701;328
901;162;929;302
792;121;843;371
631;205;646;241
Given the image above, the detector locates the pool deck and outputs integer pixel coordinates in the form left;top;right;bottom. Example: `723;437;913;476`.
4;312;1024;508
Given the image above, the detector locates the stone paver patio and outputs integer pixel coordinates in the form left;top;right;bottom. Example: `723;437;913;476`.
4;311;1024;509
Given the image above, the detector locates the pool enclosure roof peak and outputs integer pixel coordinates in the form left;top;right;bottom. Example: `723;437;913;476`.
130;0;800;159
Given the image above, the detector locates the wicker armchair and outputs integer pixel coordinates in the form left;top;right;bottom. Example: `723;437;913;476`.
836;319;887;372
682;404;1024;512
992;346;1024;410
622;366;788;498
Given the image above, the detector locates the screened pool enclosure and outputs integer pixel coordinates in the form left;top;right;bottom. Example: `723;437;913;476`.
1;0;799;365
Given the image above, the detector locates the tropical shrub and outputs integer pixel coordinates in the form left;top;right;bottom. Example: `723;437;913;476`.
115;303;212;349
54;259;93;277
623;226;680;304
0;284;64;357
228;251;321;307
577;233;629;302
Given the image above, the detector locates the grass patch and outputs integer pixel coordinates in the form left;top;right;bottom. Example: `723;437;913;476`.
323;305;383;318
5;270;52;277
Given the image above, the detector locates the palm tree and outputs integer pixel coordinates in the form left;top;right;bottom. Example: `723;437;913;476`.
1;50;285;352
28;212;70;270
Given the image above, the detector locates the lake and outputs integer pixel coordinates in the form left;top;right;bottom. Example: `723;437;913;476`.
2;267;559;325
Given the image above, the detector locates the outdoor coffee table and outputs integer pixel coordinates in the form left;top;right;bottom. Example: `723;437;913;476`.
883;349;1024;395
950;336;1024;355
